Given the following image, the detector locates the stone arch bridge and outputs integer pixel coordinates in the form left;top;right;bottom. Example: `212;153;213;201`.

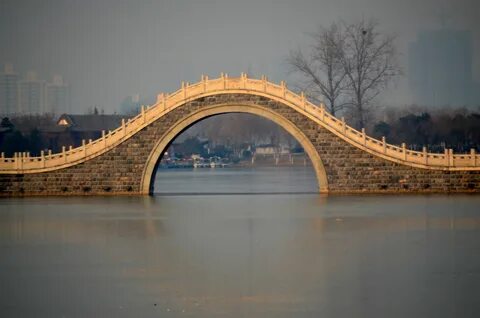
1;74;479;196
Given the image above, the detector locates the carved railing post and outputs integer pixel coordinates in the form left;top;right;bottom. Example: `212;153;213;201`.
301;92;306;110
156;93;163;111
341;117;346;134
220;72;225;89
241;72;246;89
202;74;207;92
320;103;325;121
280;81;286;98
362;128;366;146
162;93;167;110
41;150;45;168
423;147;428;165
382;137;387;154
122;118;126;137
471;149;476;166
262;75;267;92
156;93;162;111
444;148;449;166
102;130;106;148
402;143;407;161
82;139;86;158
62;146;66;163
449;149;454;167
181;81;186;99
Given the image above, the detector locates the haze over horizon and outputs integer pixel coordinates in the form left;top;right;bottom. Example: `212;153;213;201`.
1;0;479;114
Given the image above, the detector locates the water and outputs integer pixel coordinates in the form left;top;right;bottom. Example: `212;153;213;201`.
1;166;480;317
154;166;318;194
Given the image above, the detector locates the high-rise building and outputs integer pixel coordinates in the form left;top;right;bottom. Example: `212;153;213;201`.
46;75;70;114
18;71;46;114
1;65;71;115
119;94;141;114
0;63;19;115
409;29;475;107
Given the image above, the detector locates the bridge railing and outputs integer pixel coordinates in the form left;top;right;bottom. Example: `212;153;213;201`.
303;100;478;168
0;73;479;173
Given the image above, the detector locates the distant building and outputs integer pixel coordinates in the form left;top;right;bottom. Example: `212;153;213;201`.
409;29;475;107
30;113;125;151
119;94;141;114
1;64;71;115
18;71;46;114
46;75;69;114
56;113;123;133
255;144;277;155
0;63;19;115
255;144;291;155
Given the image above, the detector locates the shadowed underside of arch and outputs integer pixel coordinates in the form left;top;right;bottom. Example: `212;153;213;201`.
140;104;329;194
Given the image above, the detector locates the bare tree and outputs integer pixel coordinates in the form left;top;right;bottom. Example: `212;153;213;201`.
288;19;401;127
287;22;348;116
340;19;401;129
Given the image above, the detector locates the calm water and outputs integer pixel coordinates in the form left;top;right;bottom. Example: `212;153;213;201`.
154;166;318;194
1;166;480;317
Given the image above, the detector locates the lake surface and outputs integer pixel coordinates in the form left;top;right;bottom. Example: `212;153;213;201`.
1;166;480;317
154;166;318;194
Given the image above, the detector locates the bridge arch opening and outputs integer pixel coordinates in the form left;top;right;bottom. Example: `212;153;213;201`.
141;104;329;194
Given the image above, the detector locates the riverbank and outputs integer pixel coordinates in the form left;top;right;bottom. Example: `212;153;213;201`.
160;153;311;169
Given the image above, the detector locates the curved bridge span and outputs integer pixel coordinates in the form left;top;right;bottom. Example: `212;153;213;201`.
1;73;479;196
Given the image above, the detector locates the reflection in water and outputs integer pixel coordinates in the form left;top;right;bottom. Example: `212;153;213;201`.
0;168;480;317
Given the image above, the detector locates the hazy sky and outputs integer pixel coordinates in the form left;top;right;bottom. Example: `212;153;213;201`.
1;0;479;113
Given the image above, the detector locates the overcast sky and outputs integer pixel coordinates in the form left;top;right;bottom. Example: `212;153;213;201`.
1;0;479;113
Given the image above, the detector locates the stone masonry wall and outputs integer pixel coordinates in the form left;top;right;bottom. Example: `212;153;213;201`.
1;93;479;196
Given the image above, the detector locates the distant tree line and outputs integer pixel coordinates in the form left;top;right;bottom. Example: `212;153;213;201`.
2;107;479;159
371;107;480;153
0;118;43;156
0;116;55;157
178;113;298;150
0;115;99;157
171;137;235;159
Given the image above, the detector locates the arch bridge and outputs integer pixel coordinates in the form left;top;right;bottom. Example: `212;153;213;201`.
1;73;479;196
